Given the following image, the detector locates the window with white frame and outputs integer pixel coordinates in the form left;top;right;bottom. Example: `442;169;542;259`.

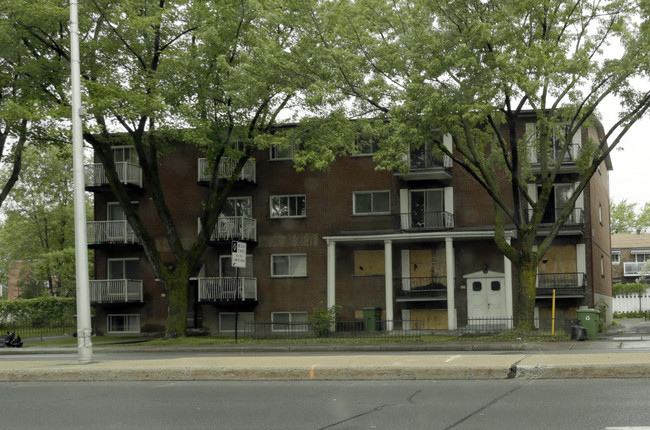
107;314;140;333
271;312;308;332
601;255;605;278
219;312;254;332
612;251;620;265
599;203;603;225
271;254;307;277
635;253;650;263
270;142;300;160
270;195;306;218
112;146;138;163
354;191;390;215
355;136;380;156
222;196;252;217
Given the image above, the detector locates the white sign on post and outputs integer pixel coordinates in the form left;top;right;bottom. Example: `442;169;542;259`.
231;241;247;268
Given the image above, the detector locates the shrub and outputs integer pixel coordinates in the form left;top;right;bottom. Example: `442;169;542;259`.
613;282;648;296
0;296;76;322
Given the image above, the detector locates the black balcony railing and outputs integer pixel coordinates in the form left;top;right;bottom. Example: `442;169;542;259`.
536;272;586;296
398;211;454;231
394;276;447;299
409;154;452;170
526;207;584;225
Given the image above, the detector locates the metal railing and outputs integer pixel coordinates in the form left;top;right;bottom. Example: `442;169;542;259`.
84;162;142;187
398;211;454;231
87;220;139;245
200;216;257;242
394;276;447;299
409;154;453;170
0;317;76;339
526;207;584;225
624;262;646;277
244;319;423;340
90;279;143;303
198;277;257;301
536;272;586;294
458;317;574;337
531;144;581;165
198;158;256;183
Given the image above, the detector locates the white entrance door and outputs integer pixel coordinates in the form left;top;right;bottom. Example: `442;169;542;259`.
465;272;506;320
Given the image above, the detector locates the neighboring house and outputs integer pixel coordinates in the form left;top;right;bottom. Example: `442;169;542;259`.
85;112;613;335
611;233;650;284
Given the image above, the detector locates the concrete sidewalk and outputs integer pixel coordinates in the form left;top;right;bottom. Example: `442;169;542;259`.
2;338;650;381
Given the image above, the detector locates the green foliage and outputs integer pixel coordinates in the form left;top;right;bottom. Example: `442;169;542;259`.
613;311;648;319
0;296;76;322
610;200;650;234
613;282;649;296
310;302;341;337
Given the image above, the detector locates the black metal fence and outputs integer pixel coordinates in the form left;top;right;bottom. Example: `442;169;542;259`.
457;317;575;337
242;317;575;340
244;320;424;341
0;317;76;340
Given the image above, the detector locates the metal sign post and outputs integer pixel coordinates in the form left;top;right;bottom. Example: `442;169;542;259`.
232;241;246;343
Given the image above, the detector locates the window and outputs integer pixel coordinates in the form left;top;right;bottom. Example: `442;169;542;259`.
599;203;603;225
601;255;605;278
219;312;254;332
271;312;308;332
108;259;139;280
222;197;252;217
355;136;380;156
612;251;620;265
112;146;138;163
219;255;253;277
107;314;140;333
409;136;445;169
354;250;385;275
410;189;445;228
270;142;300;160
271;254;307;277
270;195;306;218
354;191;390;215
635;253;650;263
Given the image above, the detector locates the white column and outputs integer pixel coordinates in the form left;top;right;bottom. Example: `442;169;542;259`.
504;236;514;327
327;241;336;309
445;238;456;330
384;240;394;331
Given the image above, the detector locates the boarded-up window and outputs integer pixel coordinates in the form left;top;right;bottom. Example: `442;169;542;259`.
354;250;385;275
538;245;577;274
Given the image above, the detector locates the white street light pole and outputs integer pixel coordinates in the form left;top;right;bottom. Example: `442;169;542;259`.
69;0;93;363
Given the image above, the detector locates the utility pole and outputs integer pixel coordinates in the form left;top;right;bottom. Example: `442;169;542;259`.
70;0;93;363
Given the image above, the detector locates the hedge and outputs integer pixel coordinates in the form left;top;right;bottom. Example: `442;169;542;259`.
613;282;649;296
0;297;76;322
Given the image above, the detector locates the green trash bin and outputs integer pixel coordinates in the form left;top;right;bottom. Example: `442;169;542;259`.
363;307;382;331
576;308;599;340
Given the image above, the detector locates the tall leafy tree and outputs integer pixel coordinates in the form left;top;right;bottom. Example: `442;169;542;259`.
6;0;333;336
0;145;84;297
610;199;650;233
294;0;650;329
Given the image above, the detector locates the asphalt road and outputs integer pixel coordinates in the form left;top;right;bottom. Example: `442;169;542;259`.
1;379;649;429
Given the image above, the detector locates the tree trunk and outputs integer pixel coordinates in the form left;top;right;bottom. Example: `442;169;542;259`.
516;261;538;331
164;264;191;338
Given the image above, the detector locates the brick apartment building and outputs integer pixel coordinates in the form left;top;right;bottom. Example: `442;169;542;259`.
611;233;650;284
85;113;614;335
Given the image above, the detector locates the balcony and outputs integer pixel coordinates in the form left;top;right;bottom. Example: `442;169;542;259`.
536;272;585;298
198;158;256;184
527;208;584;227
396;154;452;181
85;162;142;189
531;144;581;174
90;279;143;304
398;211;454;231
624;262;647;277
394;276;447;302
87;220;139;247
198;277;258;305
200;216;257;243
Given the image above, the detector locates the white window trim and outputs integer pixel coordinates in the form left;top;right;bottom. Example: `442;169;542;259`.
271;253;307;278
269;194;306;219
612;251;621;265
353;190;391;215
271;312;309;332
106;314;140;333
218;254;253;277
269;143;298;160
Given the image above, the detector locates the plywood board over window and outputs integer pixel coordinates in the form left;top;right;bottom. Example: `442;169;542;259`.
409;249;446;278
538;245;577;273
354;250;385;275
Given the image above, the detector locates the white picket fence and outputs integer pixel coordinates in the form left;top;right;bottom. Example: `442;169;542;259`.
613;288;650;313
